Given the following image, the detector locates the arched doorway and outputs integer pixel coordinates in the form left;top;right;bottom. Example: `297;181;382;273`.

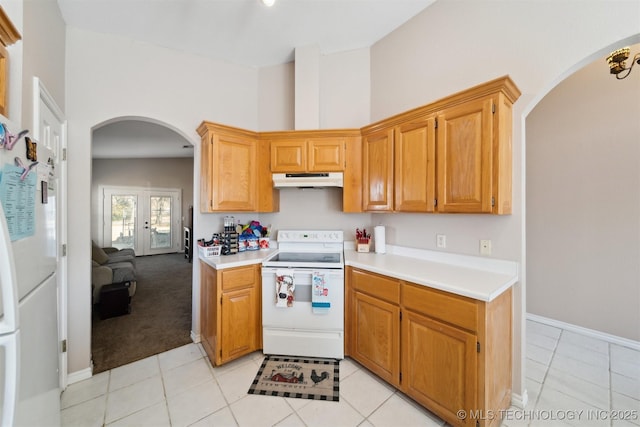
526;41;640;341
90;117;196;372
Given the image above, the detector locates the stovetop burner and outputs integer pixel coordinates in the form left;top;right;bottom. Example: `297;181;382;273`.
268;252;341;264
262;230;345;269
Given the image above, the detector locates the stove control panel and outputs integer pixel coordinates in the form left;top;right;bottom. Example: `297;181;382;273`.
277;230;344;243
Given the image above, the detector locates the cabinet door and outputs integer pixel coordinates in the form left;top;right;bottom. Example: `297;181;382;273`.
199;262;218;363
352;291;400;386
271;139;307;172
402;311;477;426
220;286;257;364
211;132;257;211
199;133;214;213
308;138;345;172
362;128;394;211
395;117;436;212
436;98;494;213
342;136;363;213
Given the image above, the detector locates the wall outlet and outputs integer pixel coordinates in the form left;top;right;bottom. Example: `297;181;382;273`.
436;234;446;248
480;239;492;255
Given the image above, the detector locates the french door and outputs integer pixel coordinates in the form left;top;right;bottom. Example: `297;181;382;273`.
101;186;182;256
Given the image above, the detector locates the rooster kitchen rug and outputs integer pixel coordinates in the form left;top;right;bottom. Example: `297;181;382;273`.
248;355;339;401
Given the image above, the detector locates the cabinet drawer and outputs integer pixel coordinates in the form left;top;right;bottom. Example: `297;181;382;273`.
351;269;400;304
402;282;478;332
221;265;257;291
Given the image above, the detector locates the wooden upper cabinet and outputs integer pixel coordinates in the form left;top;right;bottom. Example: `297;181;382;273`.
395;117;436;212
271;139;307;172
362;128;394;211
270;137;345;172
197;122;279;213
436;97;493;213
362;117;436;213
198;76;519;215
265;129;361;213
362;75;520;214
206;129;257;211
308;138;345;172
0;7;21;117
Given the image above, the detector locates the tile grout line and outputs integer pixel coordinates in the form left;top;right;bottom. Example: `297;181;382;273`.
157;354;174;427
530;327;562;415
608;342;613;427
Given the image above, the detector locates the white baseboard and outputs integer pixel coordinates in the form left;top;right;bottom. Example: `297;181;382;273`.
66;367;93;385
511;389;528;409
190;330;201;343
527;313;640;351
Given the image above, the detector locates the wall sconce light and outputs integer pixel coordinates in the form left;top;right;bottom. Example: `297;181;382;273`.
261;0;276;6
606;47;640;79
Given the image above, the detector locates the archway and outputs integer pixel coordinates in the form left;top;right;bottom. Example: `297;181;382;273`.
89;116;196;372
522;39;640;406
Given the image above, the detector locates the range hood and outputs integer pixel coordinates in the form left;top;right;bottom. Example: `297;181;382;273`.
272;172;343;188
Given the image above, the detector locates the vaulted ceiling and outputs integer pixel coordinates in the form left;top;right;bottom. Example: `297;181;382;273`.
68;0;437;158
57;0;435;68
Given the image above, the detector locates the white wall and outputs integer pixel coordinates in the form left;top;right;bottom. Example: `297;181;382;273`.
65;27;259;374
22;0;66;129
320;48;371;129
527;47;640;341
258;62;295;131
368;0;640;402
2;0;65;130
259;188;371;239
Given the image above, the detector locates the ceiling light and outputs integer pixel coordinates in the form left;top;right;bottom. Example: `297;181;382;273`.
261;0;275;6
606;47;640;79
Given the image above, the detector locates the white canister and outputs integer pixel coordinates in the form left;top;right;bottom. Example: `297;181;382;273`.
374;225;386;254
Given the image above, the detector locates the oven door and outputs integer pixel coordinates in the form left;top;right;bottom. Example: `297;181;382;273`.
261;267;344;359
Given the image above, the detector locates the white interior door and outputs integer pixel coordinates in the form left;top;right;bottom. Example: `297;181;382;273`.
101;187;181;256
33;77;67;395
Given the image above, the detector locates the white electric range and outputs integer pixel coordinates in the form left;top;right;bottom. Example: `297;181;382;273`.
261;230;344;359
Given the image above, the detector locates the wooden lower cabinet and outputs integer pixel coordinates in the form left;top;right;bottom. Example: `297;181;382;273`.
200;261;261;366
401;310;477;426
352;291;400;386
220;286;258;362
346;267;512;427
200;261;217;364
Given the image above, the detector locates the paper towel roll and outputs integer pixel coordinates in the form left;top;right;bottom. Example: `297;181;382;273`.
374;225;386;254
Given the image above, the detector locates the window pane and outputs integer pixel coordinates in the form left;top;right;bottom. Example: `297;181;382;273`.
111;195;136;250
150;196;171;249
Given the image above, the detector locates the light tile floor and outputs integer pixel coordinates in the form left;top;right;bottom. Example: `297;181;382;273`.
61;320;640;426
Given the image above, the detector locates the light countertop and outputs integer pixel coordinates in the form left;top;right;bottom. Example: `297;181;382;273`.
344;245;518;302
199;248;277;270
198;243;518;302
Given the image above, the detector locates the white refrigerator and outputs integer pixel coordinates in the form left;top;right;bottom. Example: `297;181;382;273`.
0;121;61;426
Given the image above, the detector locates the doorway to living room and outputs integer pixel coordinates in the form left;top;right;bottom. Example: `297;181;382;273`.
90;117;195;373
